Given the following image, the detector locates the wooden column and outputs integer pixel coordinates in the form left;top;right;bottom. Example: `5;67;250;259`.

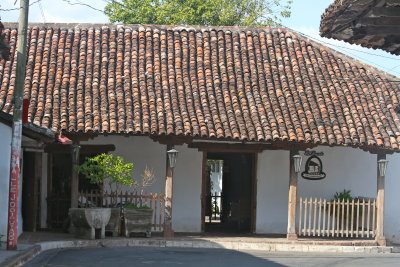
287;149;299;240
376;153;386;246
164;144;174;237
70;141;80;208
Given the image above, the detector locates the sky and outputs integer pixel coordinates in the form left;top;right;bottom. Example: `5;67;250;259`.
1;0;400;78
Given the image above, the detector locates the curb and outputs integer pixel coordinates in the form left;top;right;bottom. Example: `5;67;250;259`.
2;245;41;267
2;239;398;267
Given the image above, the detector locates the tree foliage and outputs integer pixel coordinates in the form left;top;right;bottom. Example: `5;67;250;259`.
76;153;136;191
104;0;292;27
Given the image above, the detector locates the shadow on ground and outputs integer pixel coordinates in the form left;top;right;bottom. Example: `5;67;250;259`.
24;246;286;267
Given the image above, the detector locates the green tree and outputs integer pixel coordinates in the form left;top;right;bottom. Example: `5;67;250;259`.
104;0;292;27
76;153;136;194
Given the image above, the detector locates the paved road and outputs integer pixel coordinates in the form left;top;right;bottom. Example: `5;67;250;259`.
24;247;400;267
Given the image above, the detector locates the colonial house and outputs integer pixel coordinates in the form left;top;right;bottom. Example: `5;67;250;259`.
1;23;400;245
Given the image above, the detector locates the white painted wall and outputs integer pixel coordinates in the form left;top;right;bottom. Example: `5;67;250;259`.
171;144;202;232
84;136;202;232
384;153;400;244
256;146;400;244
256;150;289;234
0;122;12;242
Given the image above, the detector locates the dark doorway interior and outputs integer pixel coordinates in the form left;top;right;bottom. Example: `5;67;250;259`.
22;151;41;231
47;152;99;229
205;153;255;233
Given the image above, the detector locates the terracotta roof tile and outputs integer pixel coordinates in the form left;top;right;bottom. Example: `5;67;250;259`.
1;23;400;150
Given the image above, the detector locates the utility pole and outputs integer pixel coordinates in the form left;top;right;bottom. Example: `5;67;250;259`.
7;0;29;250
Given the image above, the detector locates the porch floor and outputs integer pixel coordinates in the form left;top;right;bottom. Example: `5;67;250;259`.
18;231;379;246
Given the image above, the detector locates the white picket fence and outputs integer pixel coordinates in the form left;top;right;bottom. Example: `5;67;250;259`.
298;197;376;238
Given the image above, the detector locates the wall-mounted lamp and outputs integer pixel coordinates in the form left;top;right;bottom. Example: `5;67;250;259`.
167;148;179;168
293;154;302;173
71;143;80;160
378;159;389;177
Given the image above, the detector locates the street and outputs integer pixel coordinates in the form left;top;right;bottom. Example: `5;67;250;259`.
24;247;400;267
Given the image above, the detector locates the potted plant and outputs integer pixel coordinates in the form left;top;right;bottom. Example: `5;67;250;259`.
73;153;135;238
330;189;360;230
123;166;155;237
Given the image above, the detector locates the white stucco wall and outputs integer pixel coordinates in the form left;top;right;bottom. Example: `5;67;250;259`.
256;146;400;244
256;150;289;234
84;136;202;232
384;153;400;243
171;144;202;232
0;122;12;241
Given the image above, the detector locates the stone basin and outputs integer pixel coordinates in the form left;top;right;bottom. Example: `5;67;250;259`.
69;208;111;239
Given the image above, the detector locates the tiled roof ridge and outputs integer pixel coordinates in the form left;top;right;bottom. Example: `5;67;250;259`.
2;22;287;33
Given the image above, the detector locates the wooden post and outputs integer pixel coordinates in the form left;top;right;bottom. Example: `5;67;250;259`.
287;149;299;240
376;153;386;246
70;141;80;208
164;144;174;237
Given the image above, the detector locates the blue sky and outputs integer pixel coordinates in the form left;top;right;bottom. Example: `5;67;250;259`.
1;0;400;77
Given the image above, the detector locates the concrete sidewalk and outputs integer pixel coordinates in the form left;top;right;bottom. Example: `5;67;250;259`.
1;232;399;267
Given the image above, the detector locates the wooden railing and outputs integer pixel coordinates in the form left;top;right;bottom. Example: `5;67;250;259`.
298;197;376;238
79;190;166;232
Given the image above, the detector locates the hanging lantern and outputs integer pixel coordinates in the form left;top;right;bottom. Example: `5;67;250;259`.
167;148;179;168
293;154;303;173
378;159;389;177
71;143;80;161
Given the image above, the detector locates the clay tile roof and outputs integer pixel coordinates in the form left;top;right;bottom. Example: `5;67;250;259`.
1;23;400;151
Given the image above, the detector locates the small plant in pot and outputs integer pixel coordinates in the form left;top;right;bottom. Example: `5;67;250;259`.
329;189;359;229
123;166;155;238
75;153;136;237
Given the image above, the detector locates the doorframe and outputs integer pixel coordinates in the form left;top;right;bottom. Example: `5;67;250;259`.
200;149;258;233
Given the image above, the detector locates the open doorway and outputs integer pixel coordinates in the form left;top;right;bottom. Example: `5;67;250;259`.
22;151;42;232
204;153;256;233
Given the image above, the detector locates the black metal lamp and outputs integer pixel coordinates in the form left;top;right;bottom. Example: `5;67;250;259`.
378;159;389;177
167;148;179;168
293;154;302;173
